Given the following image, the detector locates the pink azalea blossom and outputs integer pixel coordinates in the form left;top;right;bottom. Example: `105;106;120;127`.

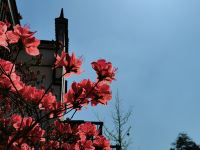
22;36;40;56
91;59;117;83
54;51;83;77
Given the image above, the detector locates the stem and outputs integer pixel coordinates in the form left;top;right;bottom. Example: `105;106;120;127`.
9;48;20;75
70;110;77;119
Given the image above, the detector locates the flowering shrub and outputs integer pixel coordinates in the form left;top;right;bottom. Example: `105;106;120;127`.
0;21;116;149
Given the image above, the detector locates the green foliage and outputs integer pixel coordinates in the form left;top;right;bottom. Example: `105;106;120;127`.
170;133;200;150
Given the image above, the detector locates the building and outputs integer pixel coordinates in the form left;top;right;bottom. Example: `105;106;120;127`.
0;0;67;101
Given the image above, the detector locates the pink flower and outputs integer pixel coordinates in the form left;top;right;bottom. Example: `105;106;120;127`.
13;25;35;38
6;31;20;44
78;79;94;94
0;21;7;34
40;92;57;110
0;59;15;73
93;136;111;150
9;73;24;91
22;36;40;56
0;59;24;91
0;22;40;53
54;51;83;77
0;21;8;49
64;80;90;109
75;140;95;150
11;115;34;130
29;124;45;143
65;52;83;76
21;143;32;150
19;85;44;103
91;59;117;83
0;73;23;92
0;34;8;49
91;83;112;106
54;51;67;68
11;114;22;130
45;141;59;149
23;117;34;127
54;120;72;134
78;122;99;140
12;24;40;56
61;143;74;150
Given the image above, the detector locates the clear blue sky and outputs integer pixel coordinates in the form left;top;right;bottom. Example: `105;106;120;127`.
17;0;200;149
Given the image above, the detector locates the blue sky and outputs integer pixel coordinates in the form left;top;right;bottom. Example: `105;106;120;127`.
17;0;200;149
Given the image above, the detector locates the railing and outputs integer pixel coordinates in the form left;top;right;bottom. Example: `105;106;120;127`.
63;120;104;135
111;145;121;150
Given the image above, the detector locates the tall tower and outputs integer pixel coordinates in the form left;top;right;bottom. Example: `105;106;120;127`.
54;8;69;101
55;8;69;54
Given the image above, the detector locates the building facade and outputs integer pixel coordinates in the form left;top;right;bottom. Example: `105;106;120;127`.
0;0;67;101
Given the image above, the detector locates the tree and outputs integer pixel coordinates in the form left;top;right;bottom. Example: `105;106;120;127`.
170;133;200;150
102;91;133;150
0;21;116;149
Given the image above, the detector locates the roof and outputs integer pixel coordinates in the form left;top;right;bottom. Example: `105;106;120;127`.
39;40;57;50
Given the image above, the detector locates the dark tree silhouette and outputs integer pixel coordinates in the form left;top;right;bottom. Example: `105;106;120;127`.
170;133;200;150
